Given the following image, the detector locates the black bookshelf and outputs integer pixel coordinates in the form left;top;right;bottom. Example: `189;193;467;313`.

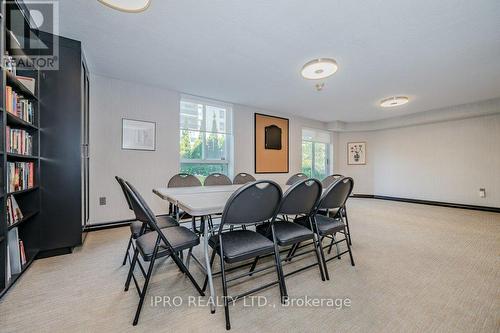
0;0;89;299
0;0;42;299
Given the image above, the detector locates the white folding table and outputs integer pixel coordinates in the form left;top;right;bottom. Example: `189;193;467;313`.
153;183;291;314
153;186;239;313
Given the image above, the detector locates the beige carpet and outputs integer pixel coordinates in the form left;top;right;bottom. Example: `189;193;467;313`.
0;198;499;333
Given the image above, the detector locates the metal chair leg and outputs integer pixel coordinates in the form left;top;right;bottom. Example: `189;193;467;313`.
286;243;299;262
272;241;288;302
307;217;326;281
132;248;158;326
345;226;355;266
317;234;330;281
312;234;326;281
342;207;352;246
185;247;193;269
122;236;133;266
328;233;341;259
125;248;139;291
192;216;198;234
248;256;259;276
219;251;231;330
170;251;205;296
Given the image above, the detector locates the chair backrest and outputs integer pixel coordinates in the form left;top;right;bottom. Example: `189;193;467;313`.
121;180;152;224
204;173;232;186
279;178;322;215
115;176;133;211
124;181;175;248
220;180;282;227
125;181;162;231
168;173;202;188
317;177;354;216
322;174;344;188
286;173;308;185
233;173;256;185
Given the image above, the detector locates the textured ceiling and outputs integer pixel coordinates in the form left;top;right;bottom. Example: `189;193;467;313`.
40;0;500;122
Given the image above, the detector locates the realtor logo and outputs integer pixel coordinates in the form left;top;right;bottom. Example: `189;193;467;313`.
3;1;59;70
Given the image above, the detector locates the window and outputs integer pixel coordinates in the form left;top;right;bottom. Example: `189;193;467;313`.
301;128;332;180
180;95;233;181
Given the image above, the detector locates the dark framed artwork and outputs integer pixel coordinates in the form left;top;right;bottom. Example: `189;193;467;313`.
254;113;289;173
122;118;156;151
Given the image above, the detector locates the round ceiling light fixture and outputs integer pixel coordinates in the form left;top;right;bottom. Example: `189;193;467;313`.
380;96;409;108
301;58;338;80
97;0;152;13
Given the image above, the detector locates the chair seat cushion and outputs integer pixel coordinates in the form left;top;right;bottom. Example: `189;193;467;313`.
136;226;199;261
256;222;314;246
130;216;178;238
209;230;275;263
296;215;345;236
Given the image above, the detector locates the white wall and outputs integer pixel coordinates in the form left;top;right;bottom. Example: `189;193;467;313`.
90;74;180;223
337;114;500;207
90;74;500;224
90;74;326;224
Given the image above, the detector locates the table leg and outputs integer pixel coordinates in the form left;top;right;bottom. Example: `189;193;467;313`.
202;215;216;314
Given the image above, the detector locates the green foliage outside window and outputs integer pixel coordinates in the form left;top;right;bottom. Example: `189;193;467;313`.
180;114;228;181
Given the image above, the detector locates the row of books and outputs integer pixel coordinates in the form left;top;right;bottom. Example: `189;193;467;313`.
5;86;35;124
7;195;24;227
6;126;33;155
7;162;35;193
6;228;27;283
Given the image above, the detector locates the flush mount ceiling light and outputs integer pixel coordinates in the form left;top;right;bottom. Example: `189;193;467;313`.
97;0;151;13
301;58;338;80
380;96;409;108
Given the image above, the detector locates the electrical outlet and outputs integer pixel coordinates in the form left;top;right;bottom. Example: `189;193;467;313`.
99;197;107;205
479;188;486;198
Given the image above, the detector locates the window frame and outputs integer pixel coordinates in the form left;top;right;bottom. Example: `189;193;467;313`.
301;128;333;179
180;95;234;176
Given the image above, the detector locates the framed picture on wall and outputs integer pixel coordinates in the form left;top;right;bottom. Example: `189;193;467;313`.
348;142;366;165
254;113;289;173
122;118;156;151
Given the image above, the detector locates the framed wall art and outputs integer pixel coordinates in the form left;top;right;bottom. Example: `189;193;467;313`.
122;118;156;151
254;113;289;173
348;142;366;165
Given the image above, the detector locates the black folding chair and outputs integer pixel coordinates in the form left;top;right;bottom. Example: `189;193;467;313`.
167;173;201;218
204;173;232;186
285;172;308;185
233;173;256;185
123;181;205;325
203;180;286;330
298;177;355;280
252;178;327;282
115;176;178;266
321;174;353;246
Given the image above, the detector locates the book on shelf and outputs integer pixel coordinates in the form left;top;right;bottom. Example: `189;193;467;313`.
19;240;27;266
6;126;33;155
16;76;36;95
6;246;11;282
7;228;22;275
7;195;24;227
5;85;35;124
7;161;35;192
